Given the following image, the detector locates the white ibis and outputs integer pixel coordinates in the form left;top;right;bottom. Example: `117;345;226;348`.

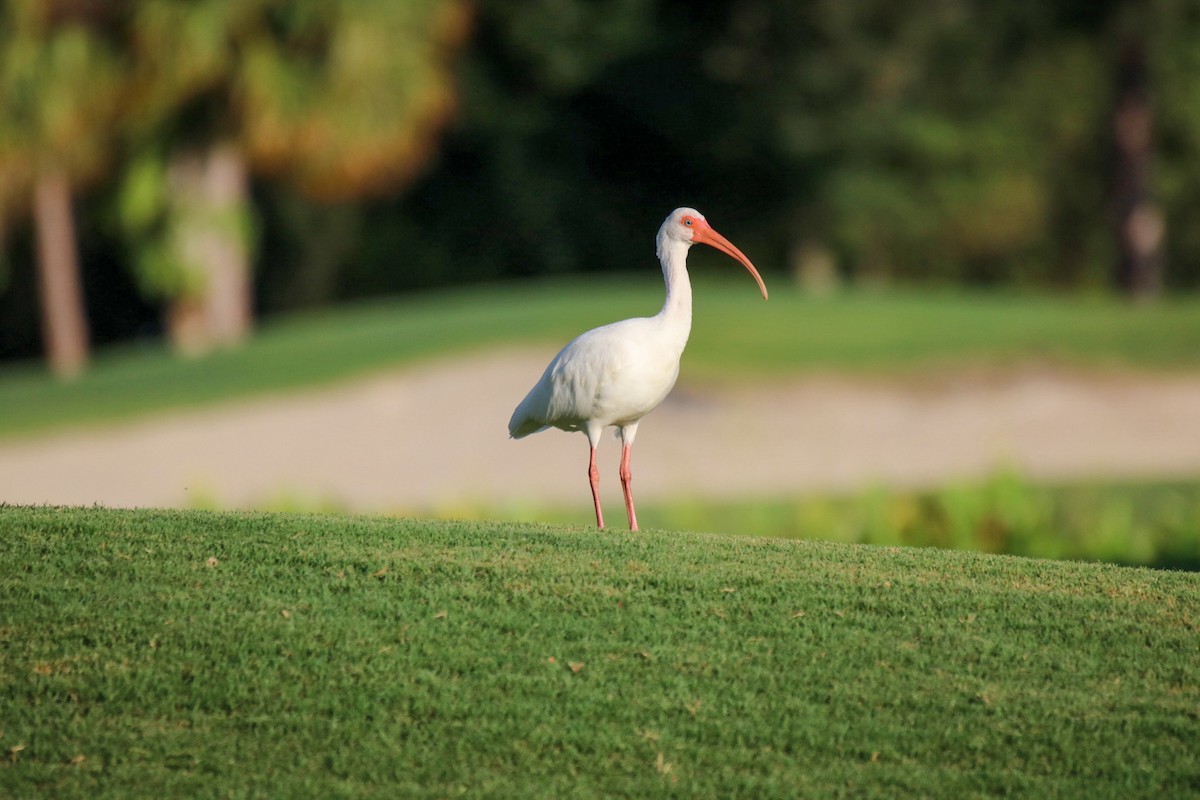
508;207;768;530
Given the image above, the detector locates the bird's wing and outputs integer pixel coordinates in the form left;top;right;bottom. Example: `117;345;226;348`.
508;323;630;438
510;317;680;439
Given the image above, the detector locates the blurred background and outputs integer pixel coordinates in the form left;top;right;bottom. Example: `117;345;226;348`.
2;0;1199;568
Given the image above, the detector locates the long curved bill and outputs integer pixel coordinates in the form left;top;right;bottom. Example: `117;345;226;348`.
692;221;769;300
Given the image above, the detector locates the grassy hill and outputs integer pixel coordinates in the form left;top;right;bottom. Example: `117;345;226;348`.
2;506;1197;798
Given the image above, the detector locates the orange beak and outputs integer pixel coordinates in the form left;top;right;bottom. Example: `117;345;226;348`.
692;221;769;300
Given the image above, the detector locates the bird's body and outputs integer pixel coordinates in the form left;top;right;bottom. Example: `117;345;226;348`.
508;208;766;530
508;307;689;440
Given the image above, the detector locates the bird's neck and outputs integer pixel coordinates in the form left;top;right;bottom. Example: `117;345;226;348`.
655;239;693;347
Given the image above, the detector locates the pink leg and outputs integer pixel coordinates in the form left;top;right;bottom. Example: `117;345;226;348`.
588;446;605;529
619;442;639;531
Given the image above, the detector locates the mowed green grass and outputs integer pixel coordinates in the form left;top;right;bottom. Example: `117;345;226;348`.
2;279;1199;438
2;506;1197;798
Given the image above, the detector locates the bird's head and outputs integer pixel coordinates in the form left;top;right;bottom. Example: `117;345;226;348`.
658;207;768;300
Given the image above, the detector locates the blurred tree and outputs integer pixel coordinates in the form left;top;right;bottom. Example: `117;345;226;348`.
1149;0;1200;292
376;0;1198;295
7;0;1200;367
0;1;124;377
325;0;683;301
116;0;470;353
683;0;1119;286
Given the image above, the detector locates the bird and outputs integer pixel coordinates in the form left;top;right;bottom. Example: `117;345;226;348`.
508;207;768;531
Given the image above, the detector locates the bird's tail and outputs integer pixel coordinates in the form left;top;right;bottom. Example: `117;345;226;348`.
508;413;548;439
509;368;554;439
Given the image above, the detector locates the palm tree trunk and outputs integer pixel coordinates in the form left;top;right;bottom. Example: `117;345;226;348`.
1112;38;1164;298
202;143;253;347
166;142;253;355
33;169;89;378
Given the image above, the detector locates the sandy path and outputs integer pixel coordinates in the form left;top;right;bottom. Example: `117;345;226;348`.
2;348;1199;514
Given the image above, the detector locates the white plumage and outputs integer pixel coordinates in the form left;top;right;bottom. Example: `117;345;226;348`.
508;207;767;530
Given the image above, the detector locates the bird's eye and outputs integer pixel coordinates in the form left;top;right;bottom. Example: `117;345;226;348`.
683;218;693;226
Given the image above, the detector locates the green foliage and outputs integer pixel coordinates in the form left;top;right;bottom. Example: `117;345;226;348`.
121;0;468;190
1;506;1197;797
630;473;1200;571
486;0;658;93
116;155;167;237
13;0;1200;357
108;0;469;309
370;0;1200;297
1;283;1198;438
0;1;125;212
1;0;469;335
232;0;471;199
115;148;259;301
115;151;186;298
